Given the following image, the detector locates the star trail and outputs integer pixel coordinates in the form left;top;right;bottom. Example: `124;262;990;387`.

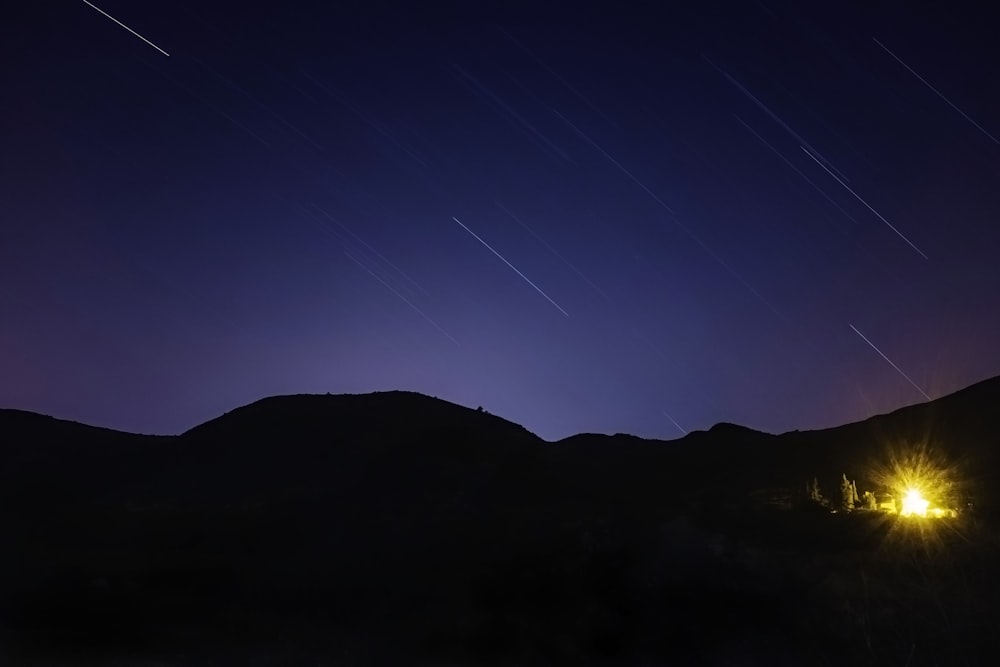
2;2;999;440
80;0;170;57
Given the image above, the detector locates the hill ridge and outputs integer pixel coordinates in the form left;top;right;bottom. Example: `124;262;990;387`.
2;373;999;445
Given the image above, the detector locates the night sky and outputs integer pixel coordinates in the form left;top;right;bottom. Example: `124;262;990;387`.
4;2;999;441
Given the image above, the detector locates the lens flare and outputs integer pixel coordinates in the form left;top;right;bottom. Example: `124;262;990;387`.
900;488;929;517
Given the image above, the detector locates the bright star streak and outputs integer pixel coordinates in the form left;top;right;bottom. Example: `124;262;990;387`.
733;115;861;228
873;38;1000;145
452;217;569;317
849;324;931;400
453;64;575;164
734;115;906;288
495;202;611;301
344;251;460;345
313;204;431;297
662;411;688;436
552;107;785;319
193;58;324;151
147;66;271;147
702;55;850;183
495;24;616;126
302;72;428;167
81;0;170;56
800;146;928;259
298;205;422;292
551;108;675;213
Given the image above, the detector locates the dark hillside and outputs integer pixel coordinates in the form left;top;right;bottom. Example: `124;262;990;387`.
2;378;1000;664
773;375;1000;510
0;409;170;505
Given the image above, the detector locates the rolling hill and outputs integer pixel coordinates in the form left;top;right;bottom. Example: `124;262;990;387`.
2;376;999;664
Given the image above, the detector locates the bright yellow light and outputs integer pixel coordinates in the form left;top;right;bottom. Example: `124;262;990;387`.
900;488;929;517
929;507;956;519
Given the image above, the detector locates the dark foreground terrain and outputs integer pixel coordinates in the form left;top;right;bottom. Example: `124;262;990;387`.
2;378;1000;665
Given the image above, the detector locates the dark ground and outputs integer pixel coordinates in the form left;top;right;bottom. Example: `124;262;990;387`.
4;497;1000;665
3;381;1000;665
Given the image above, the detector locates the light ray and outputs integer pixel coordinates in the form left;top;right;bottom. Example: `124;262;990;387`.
303;72;428;167
193;58;324;151
734;115;907;288
873;38;1000;145
551;108;674;213
298;205;418;290
702;54;850;183
495;202;611;301
662;411;688;436
554;108;784;319
150;66;271;146
344;251;459;345
849;324;931;400
313;204;430;297
452;64;575;163
81;0;170;56
494;24;615;125
452;217;569;317
801;146;928;259
733;115;861;227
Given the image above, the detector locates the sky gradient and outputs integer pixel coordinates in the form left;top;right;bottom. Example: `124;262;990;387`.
3;2;999;441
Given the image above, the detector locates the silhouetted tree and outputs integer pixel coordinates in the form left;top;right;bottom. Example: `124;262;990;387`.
862;490;877;510
806;476;823;503
840;473;855;510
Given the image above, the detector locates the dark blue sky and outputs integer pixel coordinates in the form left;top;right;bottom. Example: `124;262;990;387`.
3;2;999;440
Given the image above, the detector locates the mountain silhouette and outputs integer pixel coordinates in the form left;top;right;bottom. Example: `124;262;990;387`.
3;376;1000;664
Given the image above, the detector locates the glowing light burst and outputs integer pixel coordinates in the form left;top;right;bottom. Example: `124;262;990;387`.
900;488;929;517
869;438;967;525
866;439;971;554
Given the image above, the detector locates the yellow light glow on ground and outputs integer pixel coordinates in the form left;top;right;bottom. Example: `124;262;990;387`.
900;488;929;517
